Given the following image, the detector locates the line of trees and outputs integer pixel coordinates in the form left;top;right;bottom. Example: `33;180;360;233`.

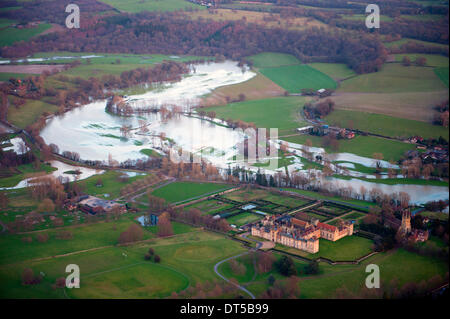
1;10;387;74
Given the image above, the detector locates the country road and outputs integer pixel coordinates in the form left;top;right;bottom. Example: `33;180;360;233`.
213;252;256;299
213;234;263;299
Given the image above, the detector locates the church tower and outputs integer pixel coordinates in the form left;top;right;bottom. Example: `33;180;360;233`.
400;210;411;234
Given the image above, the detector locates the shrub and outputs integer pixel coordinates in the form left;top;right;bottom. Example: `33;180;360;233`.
274;255;297;277
36;233;49;243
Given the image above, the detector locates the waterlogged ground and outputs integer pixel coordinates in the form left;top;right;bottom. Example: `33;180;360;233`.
126;61;256;109
0;160;104;190
40;100;244;164
38;61;449;204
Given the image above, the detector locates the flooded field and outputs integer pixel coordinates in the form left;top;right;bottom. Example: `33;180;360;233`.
38;61;449;204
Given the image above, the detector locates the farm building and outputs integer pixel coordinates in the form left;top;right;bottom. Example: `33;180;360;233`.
78;195;126;215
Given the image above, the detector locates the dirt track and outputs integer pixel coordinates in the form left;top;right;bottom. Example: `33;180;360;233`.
0;64;66;74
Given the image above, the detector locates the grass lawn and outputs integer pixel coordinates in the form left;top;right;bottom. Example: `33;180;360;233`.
97;0;204;12
0;23;52;47
184;199;234;215
342;212;366;220
259;65;337;93
297;248;449;298
247;52;301;68
226;212;262;227
206;96;308;135
312;236;367;260
338;64;447;93
0;230;246;298
283;188;376;210
283;134;415;162
0;217;154;265
151;181;233;204
276;235;374;261
7;99;58;129
307;63;356;80
325;109;449;140
244;248;448;298
78;170;149;199
435;67;449;88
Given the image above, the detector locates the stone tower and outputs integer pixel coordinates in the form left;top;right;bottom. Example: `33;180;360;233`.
400;210;412;234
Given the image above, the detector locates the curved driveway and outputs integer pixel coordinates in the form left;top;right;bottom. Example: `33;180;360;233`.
213;252;256;299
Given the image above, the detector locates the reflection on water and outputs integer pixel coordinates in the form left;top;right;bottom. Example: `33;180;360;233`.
38;61;449;204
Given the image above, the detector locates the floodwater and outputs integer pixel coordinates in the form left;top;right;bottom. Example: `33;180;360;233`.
0;55;103;64
40;100;244;164
40;61;253;164
0;160;104;190
38;61;449;204
315;177;448;205
126;61;256;109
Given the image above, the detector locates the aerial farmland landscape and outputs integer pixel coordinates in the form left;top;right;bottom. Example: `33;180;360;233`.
0;0;448;307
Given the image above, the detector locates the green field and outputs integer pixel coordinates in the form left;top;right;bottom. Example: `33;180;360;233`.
78;170;148;199
308;236;374;260
260;64;337;93
0;23;52;47
283;134;415;162
307;63;356;80
435;67;449;88
0;218;155;265
325;109;449;140
338;64;447;93
226;212;262;227
292;249;447;298
234;247;448;298
98;0;204;13
383;37;450;50
0;18;18;29
282;188;376;210
184;199;234;215
206;96;308;135
50;53;210;79
247;52;301;68
0;228;245;298
151;181;233;204
7;99;58;129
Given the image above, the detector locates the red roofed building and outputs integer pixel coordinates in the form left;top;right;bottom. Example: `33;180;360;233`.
251;215;353;253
